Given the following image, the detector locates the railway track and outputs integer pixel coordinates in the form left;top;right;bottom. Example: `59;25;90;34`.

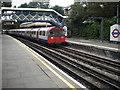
63;46;120;69
53;47;120;75
14;36;120;90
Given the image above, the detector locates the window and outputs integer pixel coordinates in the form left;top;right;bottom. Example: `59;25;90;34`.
43;31;45;36
48;29;65;37
32;31;35;35
34;31;36;35
39;31;42;35
49;30;54;37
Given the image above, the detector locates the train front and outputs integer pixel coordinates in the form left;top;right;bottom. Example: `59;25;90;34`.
48;27;66;44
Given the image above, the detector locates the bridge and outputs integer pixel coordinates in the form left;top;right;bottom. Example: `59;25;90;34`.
1;7;67;27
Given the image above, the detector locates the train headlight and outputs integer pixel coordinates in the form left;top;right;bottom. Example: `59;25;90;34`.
61;37;64;38
51;37;53;39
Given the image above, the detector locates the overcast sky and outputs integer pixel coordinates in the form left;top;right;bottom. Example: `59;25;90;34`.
12;0;74;7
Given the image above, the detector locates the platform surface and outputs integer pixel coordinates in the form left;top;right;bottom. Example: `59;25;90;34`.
2;35;84;89
66;38;120;51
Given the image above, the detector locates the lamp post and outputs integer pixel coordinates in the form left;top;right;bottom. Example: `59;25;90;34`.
117;4;119;24
101;17;104;42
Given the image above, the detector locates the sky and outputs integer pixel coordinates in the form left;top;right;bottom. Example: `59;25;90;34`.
12;0;74;7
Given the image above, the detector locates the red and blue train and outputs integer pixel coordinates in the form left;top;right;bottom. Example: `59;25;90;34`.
8;22;66;45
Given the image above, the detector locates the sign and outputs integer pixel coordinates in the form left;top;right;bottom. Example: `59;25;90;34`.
112;29;119;38
3;22;14;25
110;24;120;41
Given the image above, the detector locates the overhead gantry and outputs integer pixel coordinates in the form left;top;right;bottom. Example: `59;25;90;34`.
1;7;68;27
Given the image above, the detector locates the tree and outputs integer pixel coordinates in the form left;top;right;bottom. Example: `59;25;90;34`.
87;2;120;18
19;2;49;9
66;2;120;39
28;2;38;8
19;3;29;8
70;4;87;24
2;2;12;7
65;4;88;37
51;5;64;15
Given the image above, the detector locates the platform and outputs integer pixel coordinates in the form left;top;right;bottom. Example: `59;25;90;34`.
2;35;85;89
66;38;120;50
66;38;120;60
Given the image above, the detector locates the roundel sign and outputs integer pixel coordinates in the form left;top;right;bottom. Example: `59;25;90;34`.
110;24;120;41
112;29;119;38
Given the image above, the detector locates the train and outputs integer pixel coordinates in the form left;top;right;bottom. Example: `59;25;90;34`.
8;22;66;45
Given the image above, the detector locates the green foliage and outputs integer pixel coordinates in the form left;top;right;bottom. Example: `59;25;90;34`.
19;2;49;9
67;2;120;41
69;18;116;41
28;2;38;8
103;18;116;40
51;5;64;15
70;4;87;25
87;2;120;18
19;3;29;8
82;23;101;39
2;2;12;7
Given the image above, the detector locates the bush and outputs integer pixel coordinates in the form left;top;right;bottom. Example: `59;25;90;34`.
82;23;100;39
69;17;116;41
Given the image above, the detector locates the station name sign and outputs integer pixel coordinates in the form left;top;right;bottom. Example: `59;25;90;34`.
110;24;120;42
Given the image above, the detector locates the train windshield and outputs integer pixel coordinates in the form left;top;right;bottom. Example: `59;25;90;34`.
48;29;65;37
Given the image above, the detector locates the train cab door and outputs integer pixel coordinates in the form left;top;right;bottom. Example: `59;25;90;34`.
36;29;40;40
36;31;38;40
30;29;33;38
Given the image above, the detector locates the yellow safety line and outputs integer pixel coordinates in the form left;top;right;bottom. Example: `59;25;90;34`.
7;35;77;90
67;40;119;51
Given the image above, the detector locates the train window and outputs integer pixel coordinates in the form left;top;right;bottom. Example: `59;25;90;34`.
32;31;35;35
48;29;65;37
49;30;54;36
34;31;36;35
39;31;42;35
56;29;65;36
32;31;34;34
43;31;45;36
